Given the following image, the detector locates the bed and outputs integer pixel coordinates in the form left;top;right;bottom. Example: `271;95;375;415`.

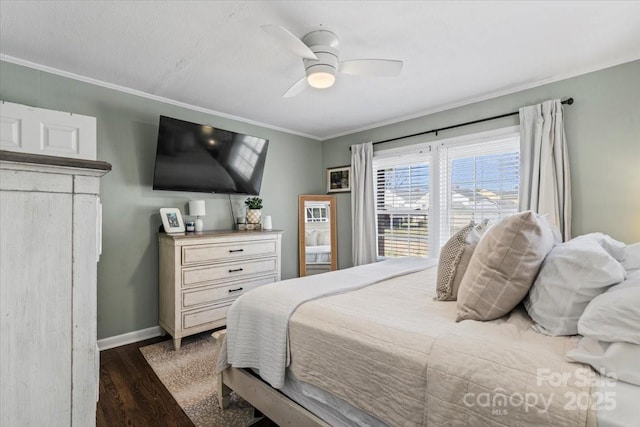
215;254;639;427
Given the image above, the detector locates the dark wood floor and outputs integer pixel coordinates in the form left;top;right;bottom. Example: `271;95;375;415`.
97;334;277;426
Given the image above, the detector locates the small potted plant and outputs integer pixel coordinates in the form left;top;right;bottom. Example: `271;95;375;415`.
244;196;263;225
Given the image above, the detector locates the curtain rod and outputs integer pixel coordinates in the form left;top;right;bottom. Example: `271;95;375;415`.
349;97;574;150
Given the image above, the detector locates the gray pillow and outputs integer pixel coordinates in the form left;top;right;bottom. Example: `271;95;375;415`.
457;211;555;322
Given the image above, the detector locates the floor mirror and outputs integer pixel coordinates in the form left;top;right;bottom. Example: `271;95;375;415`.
298;195;337;277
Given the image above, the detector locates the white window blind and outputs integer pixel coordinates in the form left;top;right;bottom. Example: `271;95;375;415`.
439;136;520;243
373;152;431;258
372;128;520;259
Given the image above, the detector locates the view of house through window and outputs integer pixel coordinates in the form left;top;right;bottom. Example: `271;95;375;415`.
375;158;431;257
373;128;520;258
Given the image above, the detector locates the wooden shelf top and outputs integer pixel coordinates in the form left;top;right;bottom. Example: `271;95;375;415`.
159;229;284;240
0;149;112;171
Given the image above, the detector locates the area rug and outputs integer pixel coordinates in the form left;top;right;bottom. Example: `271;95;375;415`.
140;331;259;426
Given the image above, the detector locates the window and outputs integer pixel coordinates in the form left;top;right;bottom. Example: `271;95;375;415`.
373;127;520;258
439;136;520;245
305;204;329;222
374;149;431;257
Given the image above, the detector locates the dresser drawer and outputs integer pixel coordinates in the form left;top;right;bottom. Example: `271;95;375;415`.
182;239;276;265
182;275;276;308
182;258;277;286
182;305;230;329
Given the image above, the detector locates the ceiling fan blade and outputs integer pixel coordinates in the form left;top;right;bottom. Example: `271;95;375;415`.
261;25;318;60
283;76;308;98
339;59;403;77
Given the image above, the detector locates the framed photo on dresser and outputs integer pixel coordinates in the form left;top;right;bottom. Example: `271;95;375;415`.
160;208;185;233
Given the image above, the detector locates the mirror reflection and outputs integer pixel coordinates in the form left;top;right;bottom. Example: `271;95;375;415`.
298;195;337;276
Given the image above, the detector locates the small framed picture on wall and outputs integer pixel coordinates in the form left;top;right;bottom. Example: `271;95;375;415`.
326;165;351;193
160;208;185;233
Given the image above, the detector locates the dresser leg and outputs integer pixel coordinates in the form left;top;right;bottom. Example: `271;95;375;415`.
173;337;181;351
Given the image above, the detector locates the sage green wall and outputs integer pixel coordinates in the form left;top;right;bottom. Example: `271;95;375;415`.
0;60;323;339
322;60;640;269
2;60;638;338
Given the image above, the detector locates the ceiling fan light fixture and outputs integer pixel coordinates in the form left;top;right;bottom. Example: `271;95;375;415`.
306;64;336;89
307;71;336;89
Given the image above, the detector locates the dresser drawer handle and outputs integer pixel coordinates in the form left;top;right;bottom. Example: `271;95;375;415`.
228;287;244;293
229;249;244;253
228;268;244;273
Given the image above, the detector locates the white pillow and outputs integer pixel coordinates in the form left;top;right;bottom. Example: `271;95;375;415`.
317;230;331;246
621;242;640;271
578;275;640;344
583;234;640;271
577;232;626;261
305;229;318;246
525;235;627;336
566;337;640;386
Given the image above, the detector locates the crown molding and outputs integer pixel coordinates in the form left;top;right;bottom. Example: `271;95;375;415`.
320;55;640;141
0;54;321;141
3;53;638;142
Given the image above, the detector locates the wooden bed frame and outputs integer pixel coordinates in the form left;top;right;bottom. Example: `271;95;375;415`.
213;331;330;427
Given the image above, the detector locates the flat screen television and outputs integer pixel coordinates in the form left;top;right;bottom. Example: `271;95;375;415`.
152;116;269;195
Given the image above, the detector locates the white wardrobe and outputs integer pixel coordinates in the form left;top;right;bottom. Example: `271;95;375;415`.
0;150;110;425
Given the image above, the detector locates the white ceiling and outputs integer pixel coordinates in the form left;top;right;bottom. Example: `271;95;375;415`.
1;1;639;140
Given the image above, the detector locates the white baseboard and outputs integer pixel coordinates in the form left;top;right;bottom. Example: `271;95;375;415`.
97;325;164;351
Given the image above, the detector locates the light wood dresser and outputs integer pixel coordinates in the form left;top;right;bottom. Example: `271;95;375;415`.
158;229;283;350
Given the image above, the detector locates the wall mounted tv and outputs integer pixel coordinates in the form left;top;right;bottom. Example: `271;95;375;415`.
152;116;269;195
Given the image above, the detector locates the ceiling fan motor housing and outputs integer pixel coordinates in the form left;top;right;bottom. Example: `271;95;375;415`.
302;30;339;88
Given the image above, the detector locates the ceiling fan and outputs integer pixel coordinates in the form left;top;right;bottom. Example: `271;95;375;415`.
262;25;403;98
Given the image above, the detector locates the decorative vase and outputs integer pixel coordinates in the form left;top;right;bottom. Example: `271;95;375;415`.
246;209;261;224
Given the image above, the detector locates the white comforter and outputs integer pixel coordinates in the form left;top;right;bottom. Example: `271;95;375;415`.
222;257;436;388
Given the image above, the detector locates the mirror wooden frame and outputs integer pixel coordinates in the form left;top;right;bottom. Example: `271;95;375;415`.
298;195;337;277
